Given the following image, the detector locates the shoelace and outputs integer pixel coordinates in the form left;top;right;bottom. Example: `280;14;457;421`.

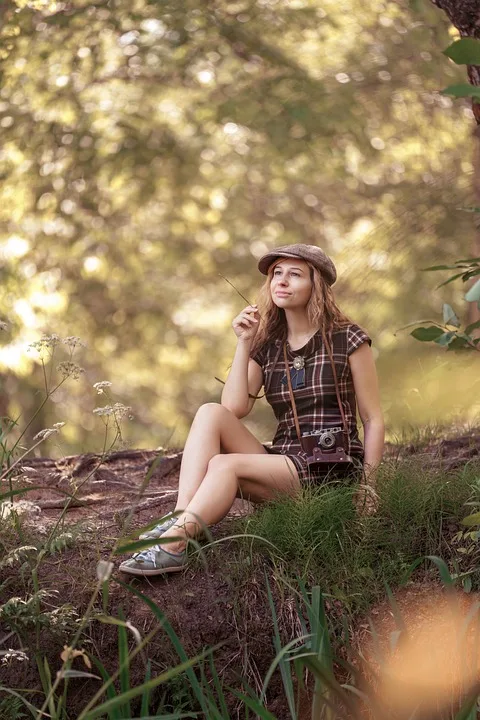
133;546;159;562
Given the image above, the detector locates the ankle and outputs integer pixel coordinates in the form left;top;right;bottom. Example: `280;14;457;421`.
162;540;186;555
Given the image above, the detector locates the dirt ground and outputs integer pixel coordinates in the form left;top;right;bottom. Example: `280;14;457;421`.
1;431;480;717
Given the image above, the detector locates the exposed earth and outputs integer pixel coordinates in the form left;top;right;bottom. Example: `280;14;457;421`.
1;431;480;717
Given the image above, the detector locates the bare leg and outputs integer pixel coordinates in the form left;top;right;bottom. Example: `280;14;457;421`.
162;452;300;552
174;403;267;511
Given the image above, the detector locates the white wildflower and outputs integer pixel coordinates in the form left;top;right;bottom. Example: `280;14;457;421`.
0;501;41;519
112;403;132;419
29;334;61;351
47;605;79;629
93;405;114;417
33;427;58;441
62;336;86;349
93;381;112;394
1;649;28;666
57;361;85;380
93;403;132;418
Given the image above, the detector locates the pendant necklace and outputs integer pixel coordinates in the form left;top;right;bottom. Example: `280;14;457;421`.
281;354;306;390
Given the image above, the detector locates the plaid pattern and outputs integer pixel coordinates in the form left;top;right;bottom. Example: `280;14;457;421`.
251;324;371;478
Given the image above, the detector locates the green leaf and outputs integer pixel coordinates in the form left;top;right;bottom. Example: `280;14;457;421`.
454;693;478;720
442;303;460;327
436;271;471;288
444;38;480;65
446;335;470;351
461;511;480;527
421;264;456;271
426;556;455;587
465;278;480;302
465;319;480;334
434;331;456;346
410;326;444;341
59;669;101;680
457;207;480;214
115;535;185;555
401;556;455;588
0;687;40;719
441;83;480;99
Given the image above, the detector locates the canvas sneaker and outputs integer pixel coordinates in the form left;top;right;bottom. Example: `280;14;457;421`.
139;513;177;540
119;545;186;576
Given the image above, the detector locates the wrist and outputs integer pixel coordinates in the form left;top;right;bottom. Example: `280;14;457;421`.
237;337;255;349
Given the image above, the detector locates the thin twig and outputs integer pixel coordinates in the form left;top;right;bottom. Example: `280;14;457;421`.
218;273;255;307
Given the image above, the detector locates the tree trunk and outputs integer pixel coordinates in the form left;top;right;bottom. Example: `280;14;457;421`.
432;0;480;327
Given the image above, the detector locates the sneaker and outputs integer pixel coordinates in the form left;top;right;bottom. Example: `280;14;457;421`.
119;545;186;576
139;513;177;540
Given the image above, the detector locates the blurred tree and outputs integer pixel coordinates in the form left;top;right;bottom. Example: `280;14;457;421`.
0;0;478;452
429;1;480;326
432;1;480;119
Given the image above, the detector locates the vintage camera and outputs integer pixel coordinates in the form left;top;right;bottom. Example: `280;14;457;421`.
303;426;343;450
301;426;352;466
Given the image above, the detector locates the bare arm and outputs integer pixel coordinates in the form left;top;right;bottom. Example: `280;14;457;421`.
221;346;263;418
221;305;263;418
348;342;384;485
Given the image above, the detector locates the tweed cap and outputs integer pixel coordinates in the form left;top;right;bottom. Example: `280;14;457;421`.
257;244;337;286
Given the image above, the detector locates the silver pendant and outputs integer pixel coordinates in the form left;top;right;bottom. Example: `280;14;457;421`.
293;356;305;370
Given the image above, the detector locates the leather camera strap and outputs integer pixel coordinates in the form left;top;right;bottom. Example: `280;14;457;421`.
321;328;350;449
283;329;350;453
282;342;305;452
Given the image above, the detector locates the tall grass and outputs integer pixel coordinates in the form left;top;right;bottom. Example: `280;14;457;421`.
242;459;479;612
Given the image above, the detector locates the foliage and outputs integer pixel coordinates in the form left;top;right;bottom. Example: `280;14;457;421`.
3;554;480;718
404;257;480;351
406;36;480;353
0;0;477;448
443;37;480;98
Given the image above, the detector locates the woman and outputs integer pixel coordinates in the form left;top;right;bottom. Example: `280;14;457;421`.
120;244;384;576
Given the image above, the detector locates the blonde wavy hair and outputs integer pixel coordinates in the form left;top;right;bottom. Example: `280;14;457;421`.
250;259;352;357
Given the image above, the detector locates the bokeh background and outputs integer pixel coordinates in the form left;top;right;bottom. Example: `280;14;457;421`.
1;0;479;456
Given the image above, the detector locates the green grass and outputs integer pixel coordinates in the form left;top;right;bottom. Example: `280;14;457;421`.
241;458;480;613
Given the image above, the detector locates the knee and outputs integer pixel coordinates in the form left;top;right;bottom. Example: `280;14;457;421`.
207;453;237;475
194;402;231;422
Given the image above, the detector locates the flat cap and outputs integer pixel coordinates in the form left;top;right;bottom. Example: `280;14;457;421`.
257;244;337;286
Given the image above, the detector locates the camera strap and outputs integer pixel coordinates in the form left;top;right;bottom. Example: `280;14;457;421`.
282;329;350;454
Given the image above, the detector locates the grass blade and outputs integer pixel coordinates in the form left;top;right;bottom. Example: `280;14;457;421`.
140;660;152;718
89;655;120;719
117;611;131;718
265;572;297;719
120;581;214;716
231;690;278;719
261;635;311;704
82;653;210;720
0;687;41;718
454;692;479;720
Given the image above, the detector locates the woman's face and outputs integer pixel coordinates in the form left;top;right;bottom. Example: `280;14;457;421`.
270;258;313;309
